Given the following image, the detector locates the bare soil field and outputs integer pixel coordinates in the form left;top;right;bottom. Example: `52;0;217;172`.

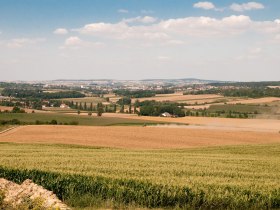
131;94;222;103
102;113;280;132
0;125;279;149
0;106;13;111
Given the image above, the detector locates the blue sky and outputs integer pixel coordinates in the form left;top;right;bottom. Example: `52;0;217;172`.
0;0;280;81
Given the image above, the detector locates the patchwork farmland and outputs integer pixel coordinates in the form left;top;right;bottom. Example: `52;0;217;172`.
0;81;280;209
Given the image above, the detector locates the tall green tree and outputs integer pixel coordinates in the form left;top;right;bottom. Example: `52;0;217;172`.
97;102;103;117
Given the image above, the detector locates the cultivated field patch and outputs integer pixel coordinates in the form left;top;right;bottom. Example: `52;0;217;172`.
131;94;222;103
0;143;279;209
1;125;279;149
102;113;280;132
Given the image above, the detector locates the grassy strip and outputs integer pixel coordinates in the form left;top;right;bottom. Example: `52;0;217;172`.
0;166;279;209
0;112;164;126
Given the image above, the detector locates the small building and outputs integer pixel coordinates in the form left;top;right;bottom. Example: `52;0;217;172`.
160;112;172;117
60;104;70;109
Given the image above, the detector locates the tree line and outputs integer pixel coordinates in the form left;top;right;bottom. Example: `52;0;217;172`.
1;88;85;99
136;101;185;117
113;89;175;98
186;87;280;98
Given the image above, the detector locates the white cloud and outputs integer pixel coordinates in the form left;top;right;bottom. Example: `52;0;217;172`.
222;15;251;27
7;38;45;48
76;15;280;44
65;36;82;46
193;2;216;10
123;16;158;24
62;36;104;49
118;9;128;14
275;19;280;24
78;22;128;37
159;15;253;36
53;28;68;35
230;2;264;12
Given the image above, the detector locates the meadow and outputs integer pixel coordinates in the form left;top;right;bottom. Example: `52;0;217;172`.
0;143;279;209
0;112;163;126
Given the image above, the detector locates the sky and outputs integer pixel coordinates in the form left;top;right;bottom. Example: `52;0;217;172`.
0;0;280;81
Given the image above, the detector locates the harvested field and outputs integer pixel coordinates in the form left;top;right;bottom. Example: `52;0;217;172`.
1;125;279;149
131;94;222;103
102;113;280;132
0;106;13;111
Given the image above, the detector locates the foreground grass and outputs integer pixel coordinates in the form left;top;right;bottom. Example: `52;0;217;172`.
0;143;280;209
0;112;164;126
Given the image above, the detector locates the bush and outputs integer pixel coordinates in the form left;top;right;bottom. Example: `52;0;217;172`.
50;120;58;125
12;106;25;113
69;121;79;125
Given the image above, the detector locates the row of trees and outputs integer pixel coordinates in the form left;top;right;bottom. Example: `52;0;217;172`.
1;88;85;99
114;89;175;98
186;87;280;98
137;101;185;117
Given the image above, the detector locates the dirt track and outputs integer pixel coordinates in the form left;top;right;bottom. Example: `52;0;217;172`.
1;125;279;149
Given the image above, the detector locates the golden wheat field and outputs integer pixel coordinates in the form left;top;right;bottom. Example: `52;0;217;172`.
0;125;279;149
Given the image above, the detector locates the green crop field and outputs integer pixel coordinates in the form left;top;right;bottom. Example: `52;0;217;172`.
208;104;274;114
0;143;279;209
0;112;163;126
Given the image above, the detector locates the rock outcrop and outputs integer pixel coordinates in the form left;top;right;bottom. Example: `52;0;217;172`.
0;178;70;209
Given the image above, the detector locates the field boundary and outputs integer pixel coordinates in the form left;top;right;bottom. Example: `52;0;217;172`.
0;126;19;135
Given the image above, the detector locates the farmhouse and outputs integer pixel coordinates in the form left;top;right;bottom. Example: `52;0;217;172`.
160;112;172;117
60;103;70;109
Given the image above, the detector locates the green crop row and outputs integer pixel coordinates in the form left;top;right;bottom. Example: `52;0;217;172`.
0;143;280;209
1;166;279;209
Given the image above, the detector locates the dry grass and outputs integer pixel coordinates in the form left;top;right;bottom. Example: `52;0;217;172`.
1;125;279;149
